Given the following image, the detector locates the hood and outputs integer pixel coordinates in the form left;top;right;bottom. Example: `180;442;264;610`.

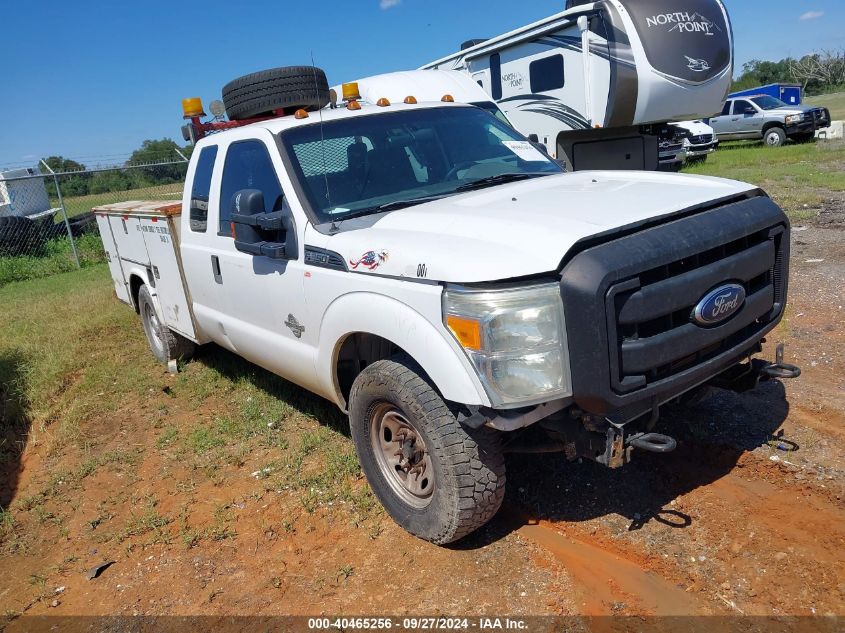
319;171;757;284
771;104;817;115
672;120;714;135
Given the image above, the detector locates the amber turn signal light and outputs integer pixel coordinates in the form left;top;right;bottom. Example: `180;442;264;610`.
447;315;482;351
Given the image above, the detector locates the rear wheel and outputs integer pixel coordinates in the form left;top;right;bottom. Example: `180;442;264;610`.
138;285;195;364
348;356;505;544
763;127;786;147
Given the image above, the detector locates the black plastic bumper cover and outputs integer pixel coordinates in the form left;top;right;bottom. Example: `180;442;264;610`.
560;194;790;419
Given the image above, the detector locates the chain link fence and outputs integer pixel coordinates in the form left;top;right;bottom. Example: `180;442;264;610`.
0;159;188;286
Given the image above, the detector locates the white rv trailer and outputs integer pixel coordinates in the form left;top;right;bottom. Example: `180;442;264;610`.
422;0;733;171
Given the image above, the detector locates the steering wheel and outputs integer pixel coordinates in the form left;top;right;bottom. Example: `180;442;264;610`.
443;161;477;181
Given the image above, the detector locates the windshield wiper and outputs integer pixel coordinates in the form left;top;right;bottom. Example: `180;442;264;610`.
375;194;451;212
454;172;550;193
328;194;451;225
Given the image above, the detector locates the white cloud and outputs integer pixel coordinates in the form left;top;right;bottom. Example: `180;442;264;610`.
799;11;824;21
380;0;401;9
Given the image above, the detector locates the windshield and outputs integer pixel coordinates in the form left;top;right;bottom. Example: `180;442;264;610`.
751;95;788;110
279;106;561;224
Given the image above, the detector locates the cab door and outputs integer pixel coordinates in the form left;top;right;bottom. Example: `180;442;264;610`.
731;99;762;138
182;132;317;390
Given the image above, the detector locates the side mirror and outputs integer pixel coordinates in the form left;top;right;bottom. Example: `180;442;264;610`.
229;189;297;260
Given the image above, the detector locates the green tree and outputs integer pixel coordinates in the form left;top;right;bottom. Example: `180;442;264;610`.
129;139;186;184
731;58;795;92
40;156;91;197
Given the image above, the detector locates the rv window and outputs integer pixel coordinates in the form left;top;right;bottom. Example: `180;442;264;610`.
189;145;218;233
529;55;565;93
490;54;502;100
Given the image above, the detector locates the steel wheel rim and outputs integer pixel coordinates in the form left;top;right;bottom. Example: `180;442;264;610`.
369;403;434;508
144;303;165;354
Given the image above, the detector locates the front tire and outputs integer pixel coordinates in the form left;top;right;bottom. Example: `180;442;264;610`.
138;285;196;364
763;127;786;147
349;356;505;545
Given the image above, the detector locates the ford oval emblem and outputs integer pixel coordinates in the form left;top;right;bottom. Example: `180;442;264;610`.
692;284;746;326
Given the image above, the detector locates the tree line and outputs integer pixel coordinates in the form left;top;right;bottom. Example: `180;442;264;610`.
41;139;194;197
732;50;845;95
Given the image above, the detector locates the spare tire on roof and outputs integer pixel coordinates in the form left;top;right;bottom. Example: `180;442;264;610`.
222;66;331;121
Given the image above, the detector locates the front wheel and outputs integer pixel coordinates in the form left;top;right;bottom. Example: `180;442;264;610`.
763;127;786;147
348;356;505;544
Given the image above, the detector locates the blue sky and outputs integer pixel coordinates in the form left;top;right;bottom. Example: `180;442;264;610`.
1;0;842;169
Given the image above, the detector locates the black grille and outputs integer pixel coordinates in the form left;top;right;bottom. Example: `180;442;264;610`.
559;194;790;417
811;108;831;126
608;227;786;392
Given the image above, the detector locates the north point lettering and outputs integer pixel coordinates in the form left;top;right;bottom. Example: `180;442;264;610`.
646;12;718;35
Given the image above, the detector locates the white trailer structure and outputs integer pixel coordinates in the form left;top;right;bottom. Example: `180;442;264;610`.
0;167;58;219
422;0;734;171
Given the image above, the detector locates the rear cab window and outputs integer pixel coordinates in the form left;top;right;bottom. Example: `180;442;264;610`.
218;140;283;236
189;145;218;232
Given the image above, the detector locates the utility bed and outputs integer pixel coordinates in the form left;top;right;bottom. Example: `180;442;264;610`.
93;201;197;341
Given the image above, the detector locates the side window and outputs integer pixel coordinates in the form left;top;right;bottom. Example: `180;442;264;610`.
720;101;731;116
189;146;217;233
490;53;502;101
733;100;754;115
529;54;565;93
219;140;283;236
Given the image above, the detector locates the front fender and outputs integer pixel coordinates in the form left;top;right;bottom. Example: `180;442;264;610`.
316;291;490;410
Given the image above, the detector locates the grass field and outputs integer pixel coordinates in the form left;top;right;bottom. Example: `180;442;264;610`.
0;264;376;563
682;138;845;219
806;91;845;120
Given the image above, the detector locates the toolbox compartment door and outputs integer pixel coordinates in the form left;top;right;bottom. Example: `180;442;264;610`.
137;215;196;340
108;215;150;266
95;213;131;304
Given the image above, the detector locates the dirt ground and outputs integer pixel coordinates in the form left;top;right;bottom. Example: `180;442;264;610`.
1;201;843;631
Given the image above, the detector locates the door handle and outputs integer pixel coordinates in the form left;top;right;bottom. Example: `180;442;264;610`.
211;255;223;284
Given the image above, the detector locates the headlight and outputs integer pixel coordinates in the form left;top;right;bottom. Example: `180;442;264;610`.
786;114;803;124
444;282;570;407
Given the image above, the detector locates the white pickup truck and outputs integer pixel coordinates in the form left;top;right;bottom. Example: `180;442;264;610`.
95;67;799;544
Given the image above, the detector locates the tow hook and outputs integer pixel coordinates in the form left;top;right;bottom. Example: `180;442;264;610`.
760;343;802;380
599;417;677;469
710;343;801;393
626;433;677;454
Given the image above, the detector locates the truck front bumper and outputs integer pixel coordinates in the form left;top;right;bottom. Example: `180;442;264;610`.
685;140;719;158
559;193;790;421
787;120;817;135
